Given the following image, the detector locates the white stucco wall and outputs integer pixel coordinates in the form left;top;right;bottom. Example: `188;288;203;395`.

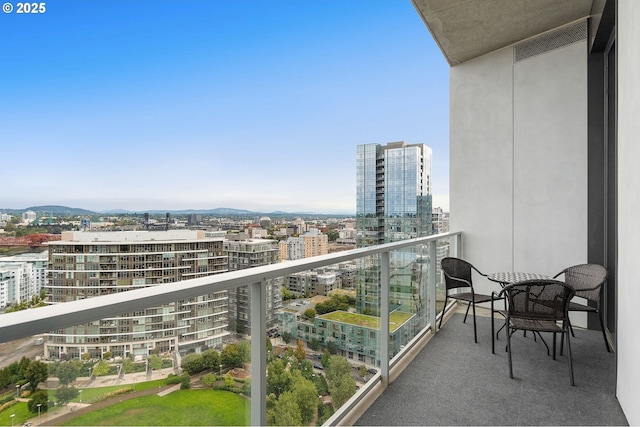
450;46;514;288
615;0;640;424
450;36;589;299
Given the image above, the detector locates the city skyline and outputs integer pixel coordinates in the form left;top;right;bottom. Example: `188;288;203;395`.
1;1;450;214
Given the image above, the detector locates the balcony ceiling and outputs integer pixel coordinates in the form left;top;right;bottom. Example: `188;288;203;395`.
411;0;594;65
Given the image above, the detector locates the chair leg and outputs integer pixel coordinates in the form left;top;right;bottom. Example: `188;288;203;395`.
507;327;514;379
568;318;575;337
463;301;471;323
491;298;495;354
565;326;575;386
598;309;612;352
471;301;478;343
439;295;448;329
552;332;557;360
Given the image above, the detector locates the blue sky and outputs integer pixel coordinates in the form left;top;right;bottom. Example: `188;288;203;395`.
1;0;449;214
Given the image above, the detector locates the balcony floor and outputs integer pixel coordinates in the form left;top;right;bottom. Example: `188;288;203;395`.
355;312;628;426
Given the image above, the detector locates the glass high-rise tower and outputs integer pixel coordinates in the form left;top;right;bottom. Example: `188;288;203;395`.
356;141;433;316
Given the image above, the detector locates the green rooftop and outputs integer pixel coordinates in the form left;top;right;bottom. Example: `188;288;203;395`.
319;310;413;332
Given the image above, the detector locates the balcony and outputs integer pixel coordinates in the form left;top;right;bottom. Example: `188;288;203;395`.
352;310;627;426
2;230;628;426
1;232;457;426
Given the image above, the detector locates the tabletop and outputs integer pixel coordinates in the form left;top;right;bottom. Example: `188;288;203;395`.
487;271;552;285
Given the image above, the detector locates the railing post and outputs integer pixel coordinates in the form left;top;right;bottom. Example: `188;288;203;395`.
380;251;390;387
428;240;437;332
250;281;266;426
451;232;462;258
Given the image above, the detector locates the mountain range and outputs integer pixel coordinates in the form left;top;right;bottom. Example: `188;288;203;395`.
0;205;353;217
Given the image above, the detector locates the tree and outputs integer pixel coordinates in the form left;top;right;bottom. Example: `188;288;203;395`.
92;360;110;377
266;358;291;397
329;375;356;409
295;359;314;380
55;386;79;405
294;339;306;362
180;375;191;390
181;353;205;375
24;360;48;391
28;390;49;414
201;349;220;370
221;343;244;369
200;373;217;388
17;357;31;378
326;355;352;384
122;358;134;374
309;337;320;352
56;362;79;386
321;350;331;368
281;331;292;344
271;391;302;426
326;230;339;242
149;354;163;370
266;336;273;353
326;340;338;355
223;373;235;390
303;308;316;319
326;355;356;409
290;371;318;424
358;365;368;381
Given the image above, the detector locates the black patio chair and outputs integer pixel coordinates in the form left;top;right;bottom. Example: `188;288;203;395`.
499;279;576;386
554;263;610;352
440;257;493;343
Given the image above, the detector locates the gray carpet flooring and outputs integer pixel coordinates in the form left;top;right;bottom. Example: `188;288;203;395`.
355;313;628;426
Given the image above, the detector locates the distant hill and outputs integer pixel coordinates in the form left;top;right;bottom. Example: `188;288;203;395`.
14;205;95;216
0;205;353;217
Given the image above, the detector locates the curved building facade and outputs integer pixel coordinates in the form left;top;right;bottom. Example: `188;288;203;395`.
45;230;229;360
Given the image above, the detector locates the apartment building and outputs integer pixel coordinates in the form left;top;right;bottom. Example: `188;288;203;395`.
45;230;229;359
279;228;328;261
224;235;282;333
356;141;433;315
0;252;48;309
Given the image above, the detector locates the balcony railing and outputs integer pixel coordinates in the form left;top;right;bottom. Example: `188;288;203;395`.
0;231;461;426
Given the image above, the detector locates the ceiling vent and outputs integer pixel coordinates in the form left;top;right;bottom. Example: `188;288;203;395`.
514;20;587;63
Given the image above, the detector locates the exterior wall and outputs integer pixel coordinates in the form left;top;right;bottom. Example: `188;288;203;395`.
616;0;640;423
450;29;589;299
512;38;588;273
45;231;230;359
450;46;515;285
224;238;281;332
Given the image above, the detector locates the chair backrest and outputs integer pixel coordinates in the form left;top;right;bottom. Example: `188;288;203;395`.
503;279;575;322
441;257;473;291
559;264;607;302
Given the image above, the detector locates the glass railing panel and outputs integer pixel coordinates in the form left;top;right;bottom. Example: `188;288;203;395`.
2;297;252;427
435;237;452;320
0;232;463;427
271;261;365;426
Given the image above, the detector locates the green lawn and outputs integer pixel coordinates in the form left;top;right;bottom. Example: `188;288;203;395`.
62;389;250;426
320;310;413;332
1;401;32;427
70;379;167;403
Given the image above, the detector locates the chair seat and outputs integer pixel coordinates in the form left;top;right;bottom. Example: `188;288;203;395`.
509;317;564;333
449;292;493;304
568;301;597;312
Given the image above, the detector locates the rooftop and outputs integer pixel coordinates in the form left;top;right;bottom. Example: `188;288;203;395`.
320;310;413;333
